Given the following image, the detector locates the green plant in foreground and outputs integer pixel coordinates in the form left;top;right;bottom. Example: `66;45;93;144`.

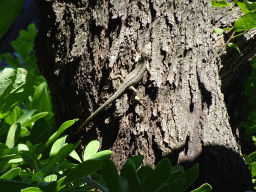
0;134;211;192
244;150;256;188
0;136;113;192
99;156;211;192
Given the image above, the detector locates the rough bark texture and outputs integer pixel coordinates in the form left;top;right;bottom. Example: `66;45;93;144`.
35;0;254;191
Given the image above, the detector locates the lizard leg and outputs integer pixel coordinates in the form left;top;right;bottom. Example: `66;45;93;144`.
110;74;125;82
111;74;145;107
129;86;146;107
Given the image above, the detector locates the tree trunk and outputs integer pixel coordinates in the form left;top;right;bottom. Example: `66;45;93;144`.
35;0;254;191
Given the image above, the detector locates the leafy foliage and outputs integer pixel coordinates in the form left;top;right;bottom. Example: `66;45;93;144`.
211;0;256;53
99;156;212;192
243;57;256;135
243;57;256;188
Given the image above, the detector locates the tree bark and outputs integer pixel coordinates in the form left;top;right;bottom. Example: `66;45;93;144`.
35;0;254;191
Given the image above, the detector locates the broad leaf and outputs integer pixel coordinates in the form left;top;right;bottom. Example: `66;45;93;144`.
142;158;171;191
45;119;78;148
0;167;21;180
211;1;231;8
178;163;199;192
0;178;36;192
27;118;50;145
121;161;143;192
83;140;100;161
0;68;34;119
191;183;212;192
61;159;102;186
101;159;122;192
234;11;256;32
128;155;144;170
137;165;153;182
6;123;21;148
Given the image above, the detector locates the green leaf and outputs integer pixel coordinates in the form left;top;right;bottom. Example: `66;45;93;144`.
57;176;66;190
0;167;21;180
49;135;67;161
168;178;185;191
21;187;42;192
18;144;37;170
156;183;171;192
5;106;23;125
2;53;22;69
101;158;122;192
128;155;144;170
83;140;100;161
0;0;24;39
17;109;36;126
178;163;199;192
137;165;153;182
45;119;78;149
211;0;231;8
27;118;50;145
82;176;108;191
19;142;41;172
251;162;256;177
123;159;136;170
0;146;20;172
44;141;80;176
243;0;256;10
237;2;249;14
31;81;52;113
32;171;44;183
44;174;57;182
8;157;23;164
0;158;11;173
212;28;224;34
248;151;256;163
89;150;113;160
172;165;185;173
5;23;39;76
234;11;256;32
191;183;212;192
6;123;21;148
0;143;19;159
36;144;47;157
142;158;171;192
61;159;102;186
0;178;36;192
26;140;40;156
18;143;29;152
227;43;241;53
38;181;57;192
167;170;184;184
22;112;48;128
223;27;232;31
121;161;143;192
243;154;252;167
0;68;35;119
11;24;37;64
69;149;82;163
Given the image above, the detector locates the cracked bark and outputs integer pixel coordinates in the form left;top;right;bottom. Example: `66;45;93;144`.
35;0;254;190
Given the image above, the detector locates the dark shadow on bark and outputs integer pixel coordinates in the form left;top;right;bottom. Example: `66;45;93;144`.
165;145;253;192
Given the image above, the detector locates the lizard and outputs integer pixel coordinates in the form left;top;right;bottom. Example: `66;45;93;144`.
74;17;160;134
